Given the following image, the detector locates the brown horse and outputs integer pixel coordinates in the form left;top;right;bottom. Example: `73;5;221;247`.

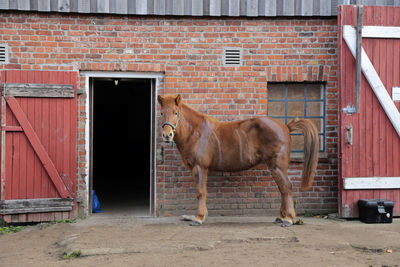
158;94;319;227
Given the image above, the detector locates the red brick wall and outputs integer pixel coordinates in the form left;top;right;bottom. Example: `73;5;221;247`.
0;11;338;216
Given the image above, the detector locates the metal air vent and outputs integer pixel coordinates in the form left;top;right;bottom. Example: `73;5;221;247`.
223;48;242;66
0;44;9;64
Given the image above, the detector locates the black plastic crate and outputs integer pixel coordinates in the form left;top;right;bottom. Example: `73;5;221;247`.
358;199;394;223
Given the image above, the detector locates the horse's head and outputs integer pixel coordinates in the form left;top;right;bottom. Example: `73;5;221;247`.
157;94;182;143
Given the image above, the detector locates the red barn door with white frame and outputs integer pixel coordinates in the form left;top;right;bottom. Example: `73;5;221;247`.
338;6;400;217
0;70;77;223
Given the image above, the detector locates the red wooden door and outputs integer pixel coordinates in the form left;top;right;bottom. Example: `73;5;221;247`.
0;70;77;222
338;6;400;217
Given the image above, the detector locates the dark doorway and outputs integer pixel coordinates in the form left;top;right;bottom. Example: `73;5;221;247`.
92;78;151;215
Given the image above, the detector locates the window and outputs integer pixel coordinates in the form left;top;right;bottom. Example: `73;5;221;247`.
267;82;325;153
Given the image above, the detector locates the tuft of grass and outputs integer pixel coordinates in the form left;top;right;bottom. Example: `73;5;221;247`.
37;218;76;230
62;250;81;260
294;219;304;225
0;225;25;235
56;219;76;224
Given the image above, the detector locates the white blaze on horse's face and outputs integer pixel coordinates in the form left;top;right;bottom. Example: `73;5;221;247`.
158;94;182;143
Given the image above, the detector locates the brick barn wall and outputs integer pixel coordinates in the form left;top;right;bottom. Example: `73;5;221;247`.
0;11;338;216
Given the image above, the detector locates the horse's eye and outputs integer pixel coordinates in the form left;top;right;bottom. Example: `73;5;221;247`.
160;112;163;116
175;112;178;116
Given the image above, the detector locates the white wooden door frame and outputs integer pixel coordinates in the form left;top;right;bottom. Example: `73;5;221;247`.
79;71;164;216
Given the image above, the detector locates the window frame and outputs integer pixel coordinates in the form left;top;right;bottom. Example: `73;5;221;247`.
267;82;326;154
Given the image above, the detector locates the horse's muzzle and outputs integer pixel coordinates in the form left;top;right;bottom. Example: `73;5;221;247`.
162;131;174;143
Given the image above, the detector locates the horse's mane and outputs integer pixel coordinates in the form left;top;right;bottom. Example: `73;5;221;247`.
181;101;219;125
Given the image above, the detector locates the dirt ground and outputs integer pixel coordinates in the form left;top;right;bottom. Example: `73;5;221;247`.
1;213;399;267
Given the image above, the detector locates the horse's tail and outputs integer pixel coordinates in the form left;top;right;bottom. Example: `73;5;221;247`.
287;119;319;191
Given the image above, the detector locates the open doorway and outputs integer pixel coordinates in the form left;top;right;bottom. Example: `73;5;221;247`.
91;77;152;216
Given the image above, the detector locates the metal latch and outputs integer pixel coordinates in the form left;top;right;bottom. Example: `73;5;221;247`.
342;105;356;115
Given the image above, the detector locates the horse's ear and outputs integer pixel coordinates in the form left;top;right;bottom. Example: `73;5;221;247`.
175;94;182;106
157;95;164;105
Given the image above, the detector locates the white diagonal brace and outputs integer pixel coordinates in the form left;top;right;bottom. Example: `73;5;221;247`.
343;25;400;137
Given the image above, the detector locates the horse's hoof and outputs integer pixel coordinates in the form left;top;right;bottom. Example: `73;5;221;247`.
179;215;195;221
189;221;202;226
274;218;283;224
281;220;293;227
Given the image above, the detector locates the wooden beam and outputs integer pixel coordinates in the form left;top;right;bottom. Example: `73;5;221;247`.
343;177;400;189
5;96;72;198
1;126;23;131
2;83;75;98
362;26;400;38
343;25;400;137
0;95;5;201
0;198;73;214
355;5;363;113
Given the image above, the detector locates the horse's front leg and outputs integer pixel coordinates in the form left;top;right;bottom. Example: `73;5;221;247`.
180;165;208;226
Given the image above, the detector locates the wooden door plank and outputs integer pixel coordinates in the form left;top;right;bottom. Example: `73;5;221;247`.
62;71;75;195
68;72;77;217
62;77;73;194
0;198;73;214
0;89;6;200
56;96;63;190
358;33;367;178
11;132;20;199
49;72;61;198
41;97;50;198
2;83;75;98
5;96;71;199
19;98;28;199
393;17;400;177
386;39;394;177
26;71;37;198
364;6;374;178
386;4;394;178
30;71;40;200
33;97;42;199
337;4;343;216
343;177;400;189
370;5;384;201
378;38;387;177
4;133;11;200
362;26;400;38
342;5;356;179
46;71;56;198
344;6;356;217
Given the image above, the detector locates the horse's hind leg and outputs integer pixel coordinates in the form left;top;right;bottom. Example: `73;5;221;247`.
270;164;296;227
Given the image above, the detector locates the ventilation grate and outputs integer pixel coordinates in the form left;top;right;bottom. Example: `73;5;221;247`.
0;44;9;64
223;48;242;66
